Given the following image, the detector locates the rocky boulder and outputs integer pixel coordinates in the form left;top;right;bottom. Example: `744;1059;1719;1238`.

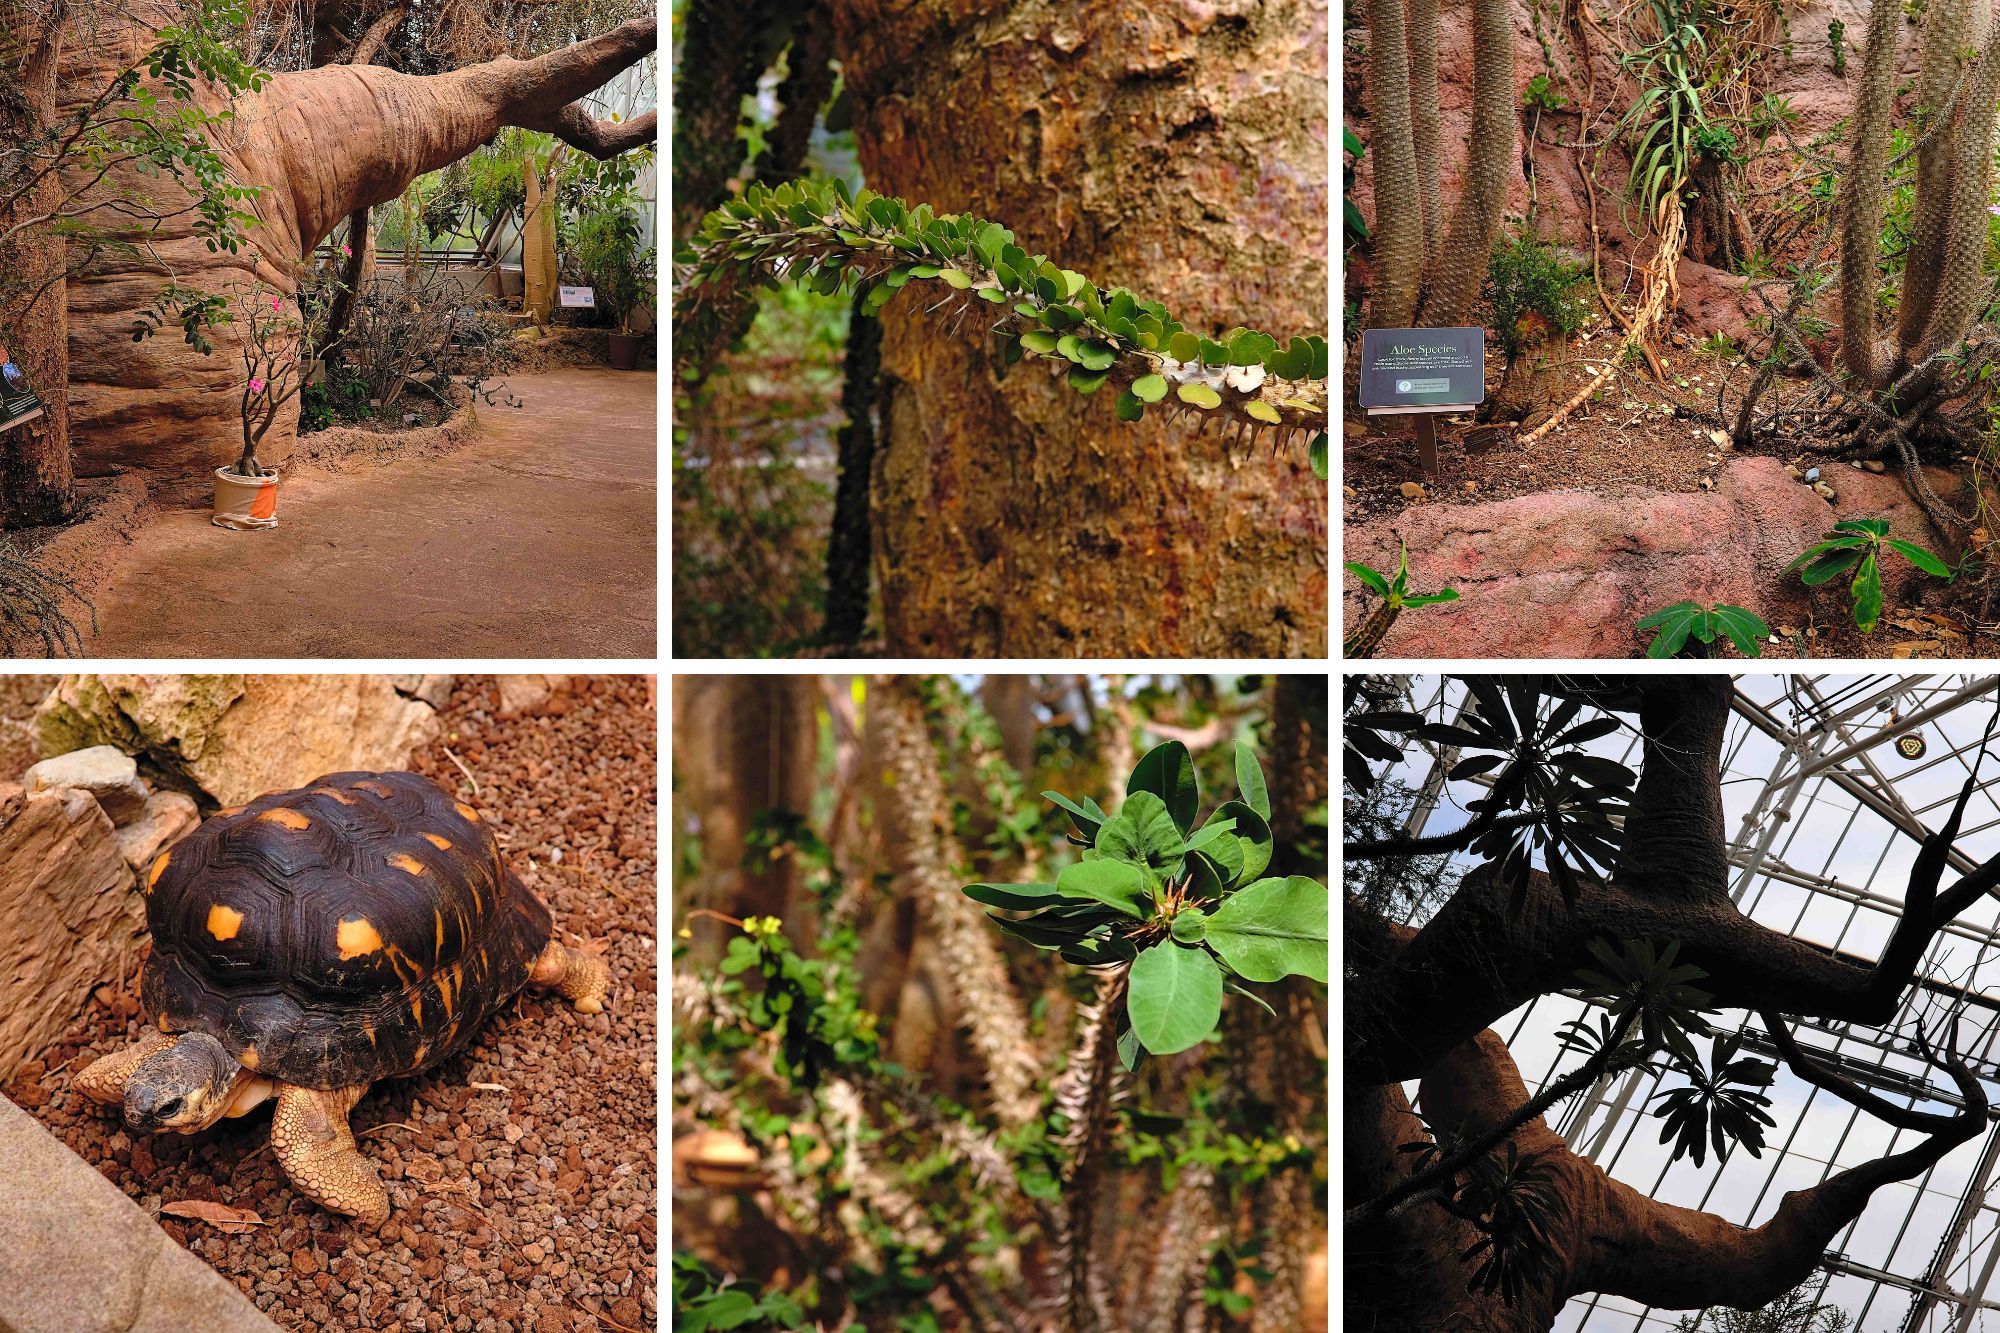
1344;456;1954;657
22;745;150;822
35;675;443;809
0;1095;278;1333
0;785;137;1078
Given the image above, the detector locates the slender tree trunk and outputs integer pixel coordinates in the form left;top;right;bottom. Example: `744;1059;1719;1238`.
822;300;881;647
0;7;73;528
830;0;1327;657
1416;0;1515;327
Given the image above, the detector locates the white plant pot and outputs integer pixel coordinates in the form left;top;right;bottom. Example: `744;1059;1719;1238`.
212;467;279;531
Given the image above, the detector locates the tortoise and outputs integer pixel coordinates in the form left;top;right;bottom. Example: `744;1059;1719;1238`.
73;770;612;1224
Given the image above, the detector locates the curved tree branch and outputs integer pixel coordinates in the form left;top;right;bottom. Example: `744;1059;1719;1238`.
1347;680;2000;1086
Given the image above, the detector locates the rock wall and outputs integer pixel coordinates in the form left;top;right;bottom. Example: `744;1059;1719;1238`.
35;675;445;809
1343;456;1952;657
0;1095;278;1333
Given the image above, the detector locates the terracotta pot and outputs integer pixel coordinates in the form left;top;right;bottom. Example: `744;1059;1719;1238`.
606;332;640;371
212;467;279;531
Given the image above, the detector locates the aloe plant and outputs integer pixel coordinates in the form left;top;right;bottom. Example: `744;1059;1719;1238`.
962;741;1326;1061
1787;518;1951;632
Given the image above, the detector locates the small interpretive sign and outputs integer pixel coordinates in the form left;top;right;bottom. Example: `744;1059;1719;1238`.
557;285;596;308
1358;327;1486;414
0;345;45;434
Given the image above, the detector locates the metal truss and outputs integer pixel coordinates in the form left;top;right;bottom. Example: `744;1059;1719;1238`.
1382;675;2000;1332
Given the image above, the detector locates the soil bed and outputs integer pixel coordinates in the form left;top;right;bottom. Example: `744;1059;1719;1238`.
1343;330;1992;660
3;675;659;1333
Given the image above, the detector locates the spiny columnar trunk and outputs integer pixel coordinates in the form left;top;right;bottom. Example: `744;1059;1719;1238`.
1408;0;1444;258
1906;15;2000;370
872;676;1042;1128
58;2;655;477
1366;0;1424;328
1839;0;1901;383
1416;0;1515;327
1894;0;1973;352
830;0;1327;658
0;7;72;528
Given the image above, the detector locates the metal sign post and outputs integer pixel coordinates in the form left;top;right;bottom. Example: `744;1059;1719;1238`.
1357;326;1487;478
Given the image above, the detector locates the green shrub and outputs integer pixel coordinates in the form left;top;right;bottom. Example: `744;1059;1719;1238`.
1485;232;1590;361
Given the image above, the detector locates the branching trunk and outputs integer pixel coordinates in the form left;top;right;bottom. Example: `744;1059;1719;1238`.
57;4;656;477
1366;0;1424;328
1347;674;2000;1329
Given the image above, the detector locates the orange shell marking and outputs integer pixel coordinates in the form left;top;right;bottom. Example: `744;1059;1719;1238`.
423;833;452;851
258;808;310;830
206;904;244;940
336;915;383;959
455;802;480;823
314;787;357;805
147;852;171;892
389;853;428;876
240;1044;259;1070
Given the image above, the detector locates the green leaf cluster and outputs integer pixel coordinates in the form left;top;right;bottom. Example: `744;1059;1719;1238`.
1344;541;1461;612
963;741;1327;1061
678;178;1328;446
1787;517;1952;633
1635;601;1769;658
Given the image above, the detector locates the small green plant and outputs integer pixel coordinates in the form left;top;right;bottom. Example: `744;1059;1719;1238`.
1787;517;1952;633
1827;17;1847;75
1695;331;1740;359
672;1252;807;1331
1522;74;1570;113
1635;601;1770;657
961;741;1327;1059
1343;126;1370;245
1344;542;1459;658
1486;231;1590;362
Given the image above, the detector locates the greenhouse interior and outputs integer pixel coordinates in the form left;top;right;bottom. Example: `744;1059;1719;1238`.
1345;675;2000;1333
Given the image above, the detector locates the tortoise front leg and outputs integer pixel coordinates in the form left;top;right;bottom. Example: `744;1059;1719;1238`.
530;938;612;1013
73;1027;174;1106
270;1084;389;1225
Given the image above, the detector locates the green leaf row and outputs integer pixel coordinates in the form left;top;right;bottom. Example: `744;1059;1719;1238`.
676;178;1329;465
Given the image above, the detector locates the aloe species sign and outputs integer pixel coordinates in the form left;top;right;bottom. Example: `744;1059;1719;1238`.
962;741;1328;1061
1358;326;1486;413
0;345;45;434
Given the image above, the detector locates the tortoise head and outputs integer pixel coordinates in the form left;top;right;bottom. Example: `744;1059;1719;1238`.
124;1032;243;1134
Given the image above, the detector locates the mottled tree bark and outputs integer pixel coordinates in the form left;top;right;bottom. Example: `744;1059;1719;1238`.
822;300;882;647
830;0;1327;658
0;7;73;528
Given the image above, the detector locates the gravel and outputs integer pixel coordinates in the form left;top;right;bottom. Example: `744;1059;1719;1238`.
5;675;657;1333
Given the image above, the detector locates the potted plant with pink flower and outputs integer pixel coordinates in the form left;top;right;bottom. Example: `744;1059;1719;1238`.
214;287;318;530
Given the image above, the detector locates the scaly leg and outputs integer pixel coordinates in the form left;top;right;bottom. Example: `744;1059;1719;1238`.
270;1083;389;1225
530;938;612;1013
73;1027;174;1106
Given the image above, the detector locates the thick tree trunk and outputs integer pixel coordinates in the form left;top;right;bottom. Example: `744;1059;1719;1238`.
0;9;73;528
56;3;655;478
829;0;1327;658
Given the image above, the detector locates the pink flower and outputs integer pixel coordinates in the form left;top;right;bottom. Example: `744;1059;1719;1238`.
271;296;282;312
249;376;266;393
340;244;352;257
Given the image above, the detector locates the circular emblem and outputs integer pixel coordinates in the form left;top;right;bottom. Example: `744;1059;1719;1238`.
1896;733;1927;759
1396;378;1413;394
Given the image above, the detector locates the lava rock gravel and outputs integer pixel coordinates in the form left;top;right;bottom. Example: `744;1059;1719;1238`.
5;675;657;1333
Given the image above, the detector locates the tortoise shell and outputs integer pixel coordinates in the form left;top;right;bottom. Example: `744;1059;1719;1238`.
141;771;551;1090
